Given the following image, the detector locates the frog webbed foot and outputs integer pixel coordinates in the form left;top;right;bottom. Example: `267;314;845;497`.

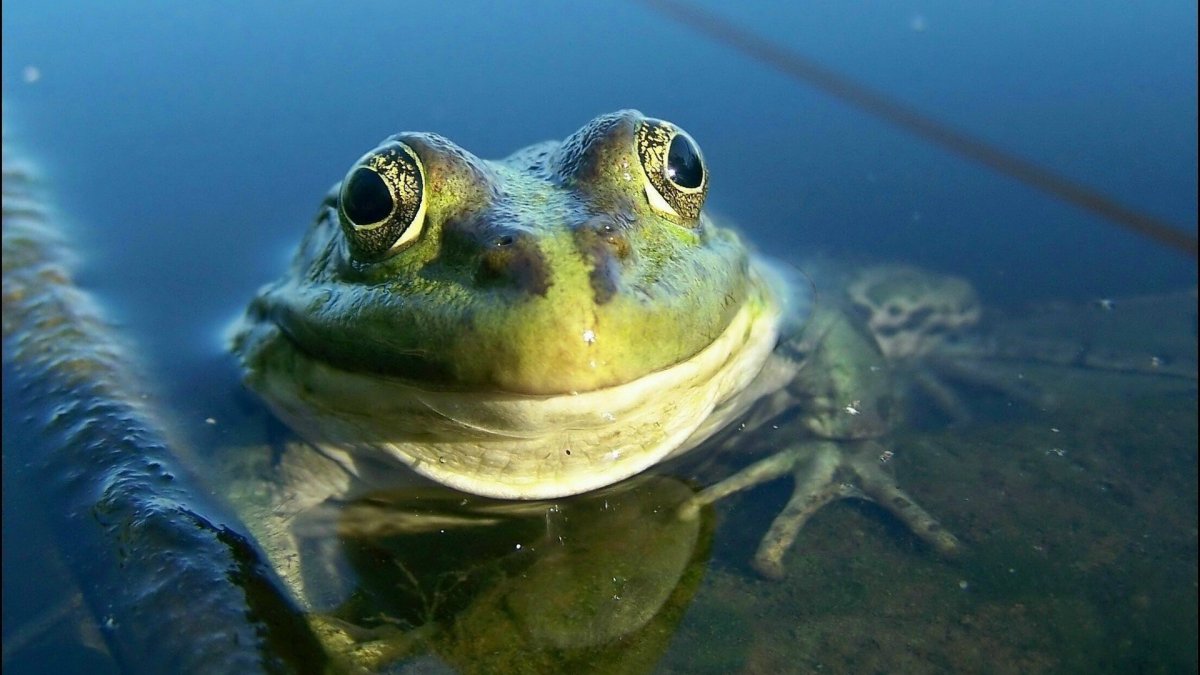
689;440;960;579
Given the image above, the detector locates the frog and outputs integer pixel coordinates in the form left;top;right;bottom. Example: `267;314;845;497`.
4;108;1191;673
227;109;965;604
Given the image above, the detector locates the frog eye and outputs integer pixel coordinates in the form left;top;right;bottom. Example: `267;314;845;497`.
636;119;708;222
337;141;427;262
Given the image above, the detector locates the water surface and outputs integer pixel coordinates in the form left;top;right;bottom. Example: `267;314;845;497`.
3;2;1195;672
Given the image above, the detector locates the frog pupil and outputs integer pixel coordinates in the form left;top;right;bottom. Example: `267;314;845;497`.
343;167;393;225
666;134;703;189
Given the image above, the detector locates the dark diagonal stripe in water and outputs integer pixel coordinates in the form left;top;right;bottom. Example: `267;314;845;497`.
637;0;1198;259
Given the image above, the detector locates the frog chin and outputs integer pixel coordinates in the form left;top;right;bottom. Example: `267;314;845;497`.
239;266;784;500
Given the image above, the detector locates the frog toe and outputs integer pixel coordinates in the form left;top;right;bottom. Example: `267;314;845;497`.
850;442;961;557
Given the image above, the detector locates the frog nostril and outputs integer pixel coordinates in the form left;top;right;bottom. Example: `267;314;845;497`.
606;232;631;259
476;235;550;296
579;216;632;259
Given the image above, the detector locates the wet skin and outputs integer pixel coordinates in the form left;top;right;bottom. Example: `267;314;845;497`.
232;109;787;500
231;110;963;589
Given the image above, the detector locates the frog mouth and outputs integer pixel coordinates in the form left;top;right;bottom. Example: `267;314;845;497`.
253;273;756;397
231;264;788;499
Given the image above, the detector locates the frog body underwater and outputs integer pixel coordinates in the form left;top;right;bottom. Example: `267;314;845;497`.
230;109;962;597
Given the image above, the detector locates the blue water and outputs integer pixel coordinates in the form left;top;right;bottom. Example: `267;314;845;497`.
4;2;1195;350
3;2;1196;672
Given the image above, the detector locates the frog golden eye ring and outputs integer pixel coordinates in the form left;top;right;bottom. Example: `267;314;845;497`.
338;141;428;262
637;119;708;222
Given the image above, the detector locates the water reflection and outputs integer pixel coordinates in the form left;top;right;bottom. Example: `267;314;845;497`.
292;476;712;673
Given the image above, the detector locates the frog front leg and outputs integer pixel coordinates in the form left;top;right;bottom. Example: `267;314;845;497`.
689;438;959;578
688;304;961;578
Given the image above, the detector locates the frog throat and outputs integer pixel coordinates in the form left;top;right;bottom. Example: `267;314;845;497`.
237;263;784;499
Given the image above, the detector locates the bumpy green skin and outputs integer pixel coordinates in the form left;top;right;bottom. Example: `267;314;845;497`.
789;305;895;440
232;109;971;602
240;110;751;395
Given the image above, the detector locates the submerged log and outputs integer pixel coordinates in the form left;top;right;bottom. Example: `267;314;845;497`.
2;125;327;674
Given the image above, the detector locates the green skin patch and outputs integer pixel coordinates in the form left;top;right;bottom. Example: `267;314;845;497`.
230;110;794;499
239;110;754;396
225;111;983;607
